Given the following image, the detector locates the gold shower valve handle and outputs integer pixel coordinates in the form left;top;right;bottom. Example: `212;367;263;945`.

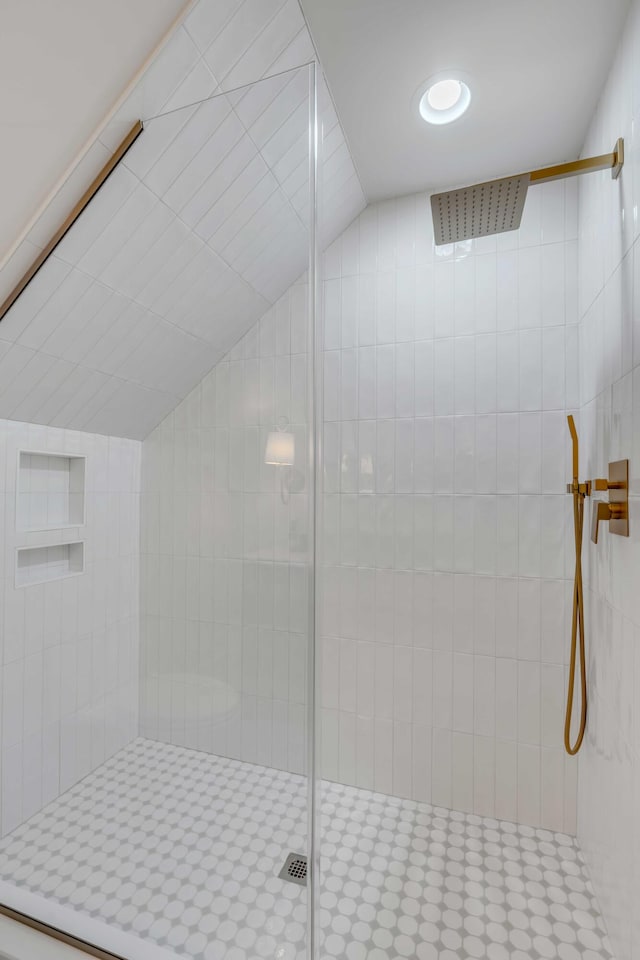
590;459;629;544
591;500;625;544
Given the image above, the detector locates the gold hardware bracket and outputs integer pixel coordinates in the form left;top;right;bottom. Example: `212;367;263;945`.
566;480;591;496
0;119;144;324
566;415;591;497
590;458;629;543
529;138;624;186
612;137;624;180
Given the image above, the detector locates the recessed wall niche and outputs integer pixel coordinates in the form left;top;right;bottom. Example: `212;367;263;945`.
15;541;85;588
16;451;86;531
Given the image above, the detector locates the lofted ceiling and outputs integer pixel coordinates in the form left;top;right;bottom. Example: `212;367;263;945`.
0;0;365;440
0;0;629;441
0;0;190;266
299;0;631;199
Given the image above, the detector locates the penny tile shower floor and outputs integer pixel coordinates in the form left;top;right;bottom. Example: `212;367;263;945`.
0;738;614;960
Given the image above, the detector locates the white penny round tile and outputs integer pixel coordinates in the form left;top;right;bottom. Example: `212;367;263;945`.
0;738;615;960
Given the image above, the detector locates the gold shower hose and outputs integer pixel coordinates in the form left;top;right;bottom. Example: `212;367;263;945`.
565;415;587;755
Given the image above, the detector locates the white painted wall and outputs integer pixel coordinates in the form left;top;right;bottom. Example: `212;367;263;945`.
0;420;141;837
0;0;188;264
318;185;580;832
576;2;640;957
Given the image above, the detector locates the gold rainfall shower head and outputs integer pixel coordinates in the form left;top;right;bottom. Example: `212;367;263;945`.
430;137;624;245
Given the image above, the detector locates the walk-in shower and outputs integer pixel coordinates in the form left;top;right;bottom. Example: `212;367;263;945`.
0;2;628;959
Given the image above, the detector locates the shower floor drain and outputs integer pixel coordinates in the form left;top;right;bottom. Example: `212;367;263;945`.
278;852;308;886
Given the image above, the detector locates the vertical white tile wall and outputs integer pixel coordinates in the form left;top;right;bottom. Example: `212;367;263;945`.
139;162;581;834
576;2;640;958
0;419;141;836
319;185;580;833
140;275;310;775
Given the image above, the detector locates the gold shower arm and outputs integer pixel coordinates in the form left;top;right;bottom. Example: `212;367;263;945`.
529;138;624;185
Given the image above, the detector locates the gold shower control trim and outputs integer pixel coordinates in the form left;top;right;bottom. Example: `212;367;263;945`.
0;120;144;324
590;459;629;543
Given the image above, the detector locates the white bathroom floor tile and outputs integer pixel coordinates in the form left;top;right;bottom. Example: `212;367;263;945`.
0;738;615;960
318;782;615;960
0;739;308;960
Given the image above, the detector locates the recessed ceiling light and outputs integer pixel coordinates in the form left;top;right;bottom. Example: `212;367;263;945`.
427;79;462;111
418;75;471;125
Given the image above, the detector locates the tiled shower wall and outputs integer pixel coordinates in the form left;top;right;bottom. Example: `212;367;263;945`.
140;181;582;832
319;185;580;832
575;1;640;957
0;419;140;837
140;276;310;774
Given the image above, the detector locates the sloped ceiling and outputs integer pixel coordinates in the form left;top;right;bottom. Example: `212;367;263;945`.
0;0;365;440
0;0;189;265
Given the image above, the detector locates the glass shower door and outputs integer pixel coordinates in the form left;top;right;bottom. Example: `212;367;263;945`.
0;63;318;960
137;63;319;960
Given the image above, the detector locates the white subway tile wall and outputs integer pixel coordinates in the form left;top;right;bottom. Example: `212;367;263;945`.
0;419;141;837
319;186;580;833
140;275;310;774
575;2;640;958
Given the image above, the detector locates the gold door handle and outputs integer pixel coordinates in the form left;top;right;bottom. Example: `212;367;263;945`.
591;500;626;544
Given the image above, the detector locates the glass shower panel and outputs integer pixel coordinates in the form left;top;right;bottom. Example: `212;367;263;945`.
0;64;317;960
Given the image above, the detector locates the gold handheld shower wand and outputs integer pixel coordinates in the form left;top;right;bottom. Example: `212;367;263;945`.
564;420;629;754
565;415;588;755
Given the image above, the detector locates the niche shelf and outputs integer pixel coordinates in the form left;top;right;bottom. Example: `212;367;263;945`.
17;451;85;531
15;542;84;588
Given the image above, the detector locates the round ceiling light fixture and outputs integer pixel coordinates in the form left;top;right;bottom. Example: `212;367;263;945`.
417;73;471;125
